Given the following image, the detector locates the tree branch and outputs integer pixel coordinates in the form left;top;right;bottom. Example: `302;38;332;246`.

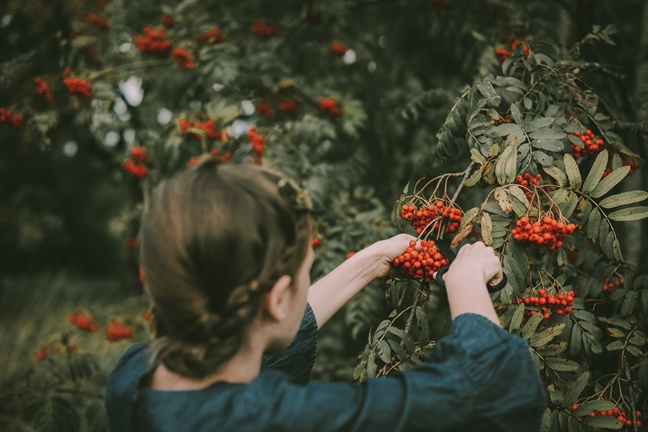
624;357;639;432
450;161;476;203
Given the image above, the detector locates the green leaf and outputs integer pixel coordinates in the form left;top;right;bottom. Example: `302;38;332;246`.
481;212;493;246
543;166;567;186
606;340;624;351
522;311;544;339
600;191;648;208
586;208;601;240
387;339;408;361
533;139;563;152
531;323;566;348
525;117;554;132
529;128;567;140
590;166;631;198
564;154;582;189
573;400;617;417
534;151;553;166
563;372;590;408
545;358;580;371
583;416;623;429
570;325;582;355
377;340;392;363
465;166;484;187
509;303;525;331
582;151;609;194
496;138;518;185
460;207;479;230
511;103;523;125
608;206;648;221
416;306;430;346
627;345;644;357
470;148;487;164
621;291;639;315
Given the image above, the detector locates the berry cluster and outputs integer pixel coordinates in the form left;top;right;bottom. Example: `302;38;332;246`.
0;108;23;127
256;101;272;119
318;97;342;116
122;146;148;179
250;20;278;40
329;41;349;56
133;25;172;56
400;201;463;234
173;48;195;69
276;95;298;112
68;310;99;332
63;68;93;98
312;238;321;249
573;404;642;428
86;13;108;30
603;157;641;178
105;318;133;342
393;239;450;283
126;237;138;250
179;118;223;141
603;277;625;293
569;130;604;158
515;172;542;200
34;77;53;101
35;342;48;362
485;113;511;125
197;28;226;44
511;216;575;250
495;39;530;65
210;147;231;164
515;172;541;187
248;126;265;165
34;341;78;362
515;289;574;320
160;15;175;28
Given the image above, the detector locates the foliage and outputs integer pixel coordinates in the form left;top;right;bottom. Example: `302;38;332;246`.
0;0;647;431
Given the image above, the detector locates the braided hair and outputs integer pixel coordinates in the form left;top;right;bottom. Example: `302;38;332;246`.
140;158;312;378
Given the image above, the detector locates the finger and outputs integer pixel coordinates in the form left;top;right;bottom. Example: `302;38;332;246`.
488;270;504;286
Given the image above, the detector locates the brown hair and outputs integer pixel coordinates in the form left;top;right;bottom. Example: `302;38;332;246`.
139;158;312;378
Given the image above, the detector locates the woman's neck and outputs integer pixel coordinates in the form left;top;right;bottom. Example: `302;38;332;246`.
150;341;265;390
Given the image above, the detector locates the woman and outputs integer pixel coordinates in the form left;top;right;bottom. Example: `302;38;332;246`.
106;158;546;431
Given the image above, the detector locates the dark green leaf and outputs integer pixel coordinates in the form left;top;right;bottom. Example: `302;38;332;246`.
564;154;582;189
590;166;631;198
582;151;609;194
600;191;648;208
608;206;648;221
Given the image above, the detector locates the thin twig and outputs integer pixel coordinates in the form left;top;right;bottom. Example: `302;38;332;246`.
91;59;174;80
624;357;639;432
450;161;476;203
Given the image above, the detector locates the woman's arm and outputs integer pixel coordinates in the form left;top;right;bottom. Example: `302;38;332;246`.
307;234;415;328
442;241;503;327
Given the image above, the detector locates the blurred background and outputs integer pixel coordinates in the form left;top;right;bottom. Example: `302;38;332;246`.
0;0;646;430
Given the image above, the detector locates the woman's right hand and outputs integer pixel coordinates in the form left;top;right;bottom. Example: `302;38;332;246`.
444;242;503;288
441;242;503;326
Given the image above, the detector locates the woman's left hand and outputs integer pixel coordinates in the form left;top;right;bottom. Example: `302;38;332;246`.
355;233;417;279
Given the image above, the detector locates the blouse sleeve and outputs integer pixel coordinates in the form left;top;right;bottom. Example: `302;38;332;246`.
260;302;318;385
253;313;546;432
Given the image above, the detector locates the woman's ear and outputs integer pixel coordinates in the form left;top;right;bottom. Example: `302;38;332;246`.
263;275;293;322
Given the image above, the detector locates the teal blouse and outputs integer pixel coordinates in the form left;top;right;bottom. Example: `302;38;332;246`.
106;304;546;431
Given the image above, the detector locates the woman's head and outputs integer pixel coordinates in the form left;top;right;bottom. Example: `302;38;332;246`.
140;158;312;379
